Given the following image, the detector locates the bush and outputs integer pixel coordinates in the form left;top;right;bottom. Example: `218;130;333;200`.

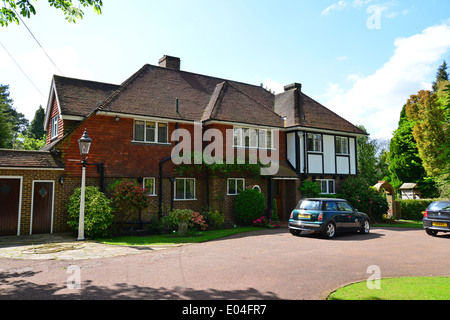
298;180;322;198
337;177;389;221
202;209;225;229
109;178;150;222
235;189;265;225
399;199;434;220
162;209;208;232
67;186;115;238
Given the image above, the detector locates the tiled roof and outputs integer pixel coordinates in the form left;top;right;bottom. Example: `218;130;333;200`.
97;64;283;127
275;85;367;135
53;75;120;117
0;149;64;169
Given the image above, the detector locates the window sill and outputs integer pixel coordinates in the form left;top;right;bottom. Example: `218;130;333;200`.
173;198;198;201
131;140;171;146
233;146;276;151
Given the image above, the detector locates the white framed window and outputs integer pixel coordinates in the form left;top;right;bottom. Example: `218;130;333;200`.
233;127;273;149
307;133;322;152
336;136;349;155
134;120;168;144
227;178;245;195
174;178;196;200
143;177;156;196
317;179;335;194
51;116;59;139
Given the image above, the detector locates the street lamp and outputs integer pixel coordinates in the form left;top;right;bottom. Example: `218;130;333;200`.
78;128;92;241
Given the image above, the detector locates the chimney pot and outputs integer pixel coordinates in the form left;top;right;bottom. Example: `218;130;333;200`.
284;83;302;92
159;55;181;71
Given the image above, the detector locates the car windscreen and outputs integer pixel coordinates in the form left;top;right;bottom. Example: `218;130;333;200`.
296;200;321;210
428;202;450;211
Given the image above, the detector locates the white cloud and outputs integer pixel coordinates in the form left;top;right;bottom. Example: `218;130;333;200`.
322;23;450;140
321;1;348;16
263;78;285;94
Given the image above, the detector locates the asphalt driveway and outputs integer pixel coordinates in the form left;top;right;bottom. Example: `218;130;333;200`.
0;227;449;300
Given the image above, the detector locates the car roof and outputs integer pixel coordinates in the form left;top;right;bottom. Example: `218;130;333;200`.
303;198;347;201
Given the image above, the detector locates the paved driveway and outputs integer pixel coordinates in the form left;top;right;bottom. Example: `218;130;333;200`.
0;227;449;300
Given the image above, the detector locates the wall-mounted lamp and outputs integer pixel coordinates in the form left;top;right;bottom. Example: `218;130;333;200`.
115;116;120;122
59;175;65;185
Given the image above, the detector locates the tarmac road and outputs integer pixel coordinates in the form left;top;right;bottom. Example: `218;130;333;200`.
0;227;449;300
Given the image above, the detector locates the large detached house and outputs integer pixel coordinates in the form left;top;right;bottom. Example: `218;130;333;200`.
0;56;366;236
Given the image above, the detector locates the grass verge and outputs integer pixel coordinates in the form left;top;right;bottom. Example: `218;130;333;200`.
373;219;423;229
97;227;262;246
328;277;450;300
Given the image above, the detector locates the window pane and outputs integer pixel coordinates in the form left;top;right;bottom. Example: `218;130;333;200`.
228;179;236;194
186;179;195;199
135;121;145;141
146;122;155;142
342;138;348;154
158;123;168;143
249;129;258;147
144;178;155;194
338;202;353;212
242;128;249;147
321;181;327;193
328;180;335;194
314;135;322;152
234;128;241;146
267;130;272;149
237;179;244;193
336;138;342;153
175;180;185;199
258;129;266;148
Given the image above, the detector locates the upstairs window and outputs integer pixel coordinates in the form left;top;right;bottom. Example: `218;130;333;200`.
134;120;168;143
336;136;349;155
51;116;59;139
307;133;322;152
233;127;273;149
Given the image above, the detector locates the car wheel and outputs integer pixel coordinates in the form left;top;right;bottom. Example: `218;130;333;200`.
360;219;370;235
322;221;336;239
425;229;438;237
290;229;301;236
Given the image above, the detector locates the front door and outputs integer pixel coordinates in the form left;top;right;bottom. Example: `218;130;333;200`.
32;181;54;234
0;178;21;236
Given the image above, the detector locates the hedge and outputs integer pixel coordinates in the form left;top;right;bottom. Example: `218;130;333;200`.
398;199;435;221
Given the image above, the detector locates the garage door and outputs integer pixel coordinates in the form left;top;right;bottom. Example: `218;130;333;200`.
32;181;54;234
0;178;21;236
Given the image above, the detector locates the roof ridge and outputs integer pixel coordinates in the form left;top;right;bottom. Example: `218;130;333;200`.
227;82;284;122
202;81;228;121
96;64;150;111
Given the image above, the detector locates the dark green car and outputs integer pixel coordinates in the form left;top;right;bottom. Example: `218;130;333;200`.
289;198;371;239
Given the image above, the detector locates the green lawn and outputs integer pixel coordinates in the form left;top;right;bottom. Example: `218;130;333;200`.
373;219;423;229
98;227;261;246
328;277;450;300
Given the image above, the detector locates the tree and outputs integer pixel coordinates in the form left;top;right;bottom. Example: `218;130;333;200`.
0;84;14;148
405;90;446;178
432;61;449;93
1;0;103;26
388;106;426;189
27;105;46;139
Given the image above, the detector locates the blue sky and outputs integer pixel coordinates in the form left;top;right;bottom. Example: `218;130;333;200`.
1;0;450;140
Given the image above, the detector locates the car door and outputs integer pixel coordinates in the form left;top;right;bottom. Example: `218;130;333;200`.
337;201;359;230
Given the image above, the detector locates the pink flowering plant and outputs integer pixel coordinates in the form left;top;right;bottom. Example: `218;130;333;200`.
109;178;150;222
252;215;280;229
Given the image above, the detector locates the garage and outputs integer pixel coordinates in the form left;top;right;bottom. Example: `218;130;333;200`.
0;177;22;237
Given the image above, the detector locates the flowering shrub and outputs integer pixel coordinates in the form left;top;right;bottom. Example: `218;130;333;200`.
162;209;208;232
109;179;150;222
235;189;265;225
252;216;280;229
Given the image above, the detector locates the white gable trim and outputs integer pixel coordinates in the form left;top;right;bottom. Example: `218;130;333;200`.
44;78;62;130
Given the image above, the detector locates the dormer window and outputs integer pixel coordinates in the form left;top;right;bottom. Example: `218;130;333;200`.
51;116;59;139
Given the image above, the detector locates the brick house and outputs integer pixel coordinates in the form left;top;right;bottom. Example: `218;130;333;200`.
0;55;366;236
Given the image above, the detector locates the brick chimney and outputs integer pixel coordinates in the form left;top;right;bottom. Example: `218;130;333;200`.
158;55;181;71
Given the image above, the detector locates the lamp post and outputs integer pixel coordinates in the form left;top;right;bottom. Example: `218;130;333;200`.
78;128;92;241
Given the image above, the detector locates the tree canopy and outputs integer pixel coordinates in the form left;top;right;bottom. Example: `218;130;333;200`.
1;0;103;26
